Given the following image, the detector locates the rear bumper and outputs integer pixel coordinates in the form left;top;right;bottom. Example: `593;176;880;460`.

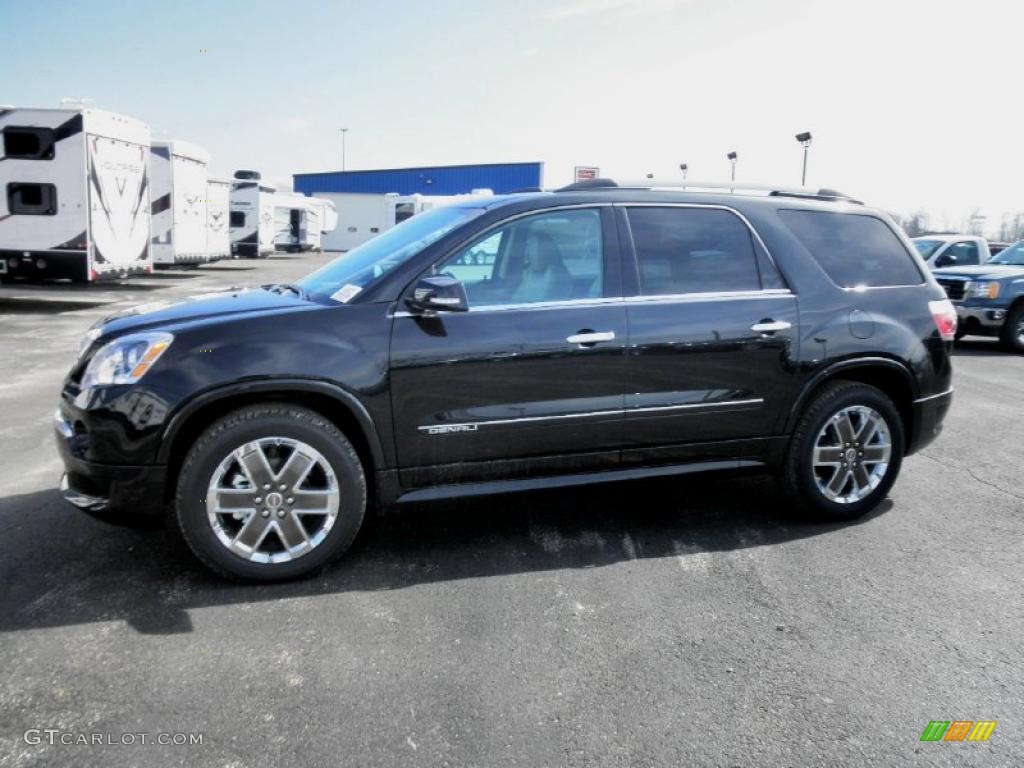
907;388;953;455
55;412;166;524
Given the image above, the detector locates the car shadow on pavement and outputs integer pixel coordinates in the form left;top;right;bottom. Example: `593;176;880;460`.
952;338;1011;357
0;473;890;636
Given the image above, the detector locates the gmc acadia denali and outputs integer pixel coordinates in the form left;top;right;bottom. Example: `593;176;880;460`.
55;181;956;581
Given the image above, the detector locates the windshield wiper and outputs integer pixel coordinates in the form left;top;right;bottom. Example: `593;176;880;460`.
263;283;308;300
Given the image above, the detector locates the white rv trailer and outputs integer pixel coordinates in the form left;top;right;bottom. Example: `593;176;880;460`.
271;193;338;252
205;176;231;261
150;140;212;266
229;170;276;258
0;106;151;282
313;191;491;251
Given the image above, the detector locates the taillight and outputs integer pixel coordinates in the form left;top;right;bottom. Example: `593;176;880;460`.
929;299;957;341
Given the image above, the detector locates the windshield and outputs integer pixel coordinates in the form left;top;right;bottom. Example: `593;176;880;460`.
913;239;945;259
990;240;1024;265
297;206;485;302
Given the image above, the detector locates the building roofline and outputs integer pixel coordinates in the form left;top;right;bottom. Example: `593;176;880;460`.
293;161;545;178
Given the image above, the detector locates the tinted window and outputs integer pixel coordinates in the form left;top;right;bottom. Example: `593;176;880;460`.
778;210;923;287
439;208;604;306
626;207;762;294
3;127;55;160
229;211;245;227
7;182;57;215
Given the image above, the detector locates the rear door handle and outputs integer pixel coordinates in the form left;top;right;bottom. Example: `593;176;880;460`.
750;320;792;334
566;331;616;345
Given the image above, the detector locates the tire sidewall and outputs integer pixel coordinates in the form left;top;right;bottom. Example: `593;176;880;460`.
791;385;904;519
177;410;366;581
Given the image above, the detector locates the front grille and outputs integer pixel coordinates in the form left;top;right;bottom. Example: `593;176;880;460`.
937;279;967;301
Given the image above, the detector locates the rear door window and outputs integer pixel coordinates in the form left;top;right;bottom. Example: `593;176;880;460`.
778;210;923;287
625;207;774;294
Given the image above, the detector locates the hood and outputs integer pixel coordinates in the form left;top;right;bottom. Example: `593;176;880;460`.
97;286;313;337
932;264;1024;280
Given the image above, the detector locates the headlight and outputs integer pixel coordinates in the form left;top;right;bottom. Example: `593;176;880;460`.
81;332;173;389
968;281;1000;299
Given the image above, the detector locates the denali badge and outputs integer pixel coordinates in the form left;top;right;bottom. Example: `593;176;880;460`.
422;424;478;435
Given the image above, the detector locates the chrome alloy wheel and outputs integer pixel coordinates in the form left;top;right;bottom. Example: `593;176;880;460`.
1015;316;1024;347
206;438;340;563
812;405;892;504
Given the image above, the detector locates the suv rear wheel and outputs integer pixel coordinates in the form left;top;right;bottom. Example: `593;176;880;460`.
781;381;904;521
175;404;366;581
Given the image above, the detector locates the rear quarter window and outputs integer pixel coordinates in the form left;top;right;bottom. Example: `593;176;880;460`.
778;210;923;288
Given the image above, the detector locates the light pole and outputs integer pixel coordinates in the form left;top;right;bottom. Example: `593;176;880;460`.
679;163;688;181
339;128;349;171
795;132;812;186
727;152;737;182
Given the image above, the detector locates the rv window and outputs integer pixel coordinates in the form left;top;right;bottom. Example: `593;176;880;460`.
395;203;416;224
7;182;58;215
230;211;245;227
3;128;56;160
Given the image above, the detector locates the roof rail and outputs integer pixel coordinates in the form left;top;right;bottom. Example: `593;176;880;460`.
554;178;862;204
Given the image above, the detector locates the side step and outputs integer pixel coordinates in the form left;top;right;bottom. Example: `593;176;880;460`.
396;459;765;504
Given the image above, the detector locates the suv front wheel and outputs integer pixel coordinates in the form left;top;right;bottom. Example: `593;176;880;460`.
175;404;367;581
781;381;904;521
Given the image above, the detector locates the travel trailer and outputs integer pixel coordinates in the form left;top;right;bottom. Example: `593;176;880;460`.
150;140;212;266
205;176;231;261
314;191;490;251
272;193;338;252
0;106;151;282
229;170;276;258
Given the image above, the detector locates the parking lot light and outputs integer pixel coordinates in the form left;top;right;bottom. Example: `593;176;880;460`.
796;132;813;186
727;152;738;182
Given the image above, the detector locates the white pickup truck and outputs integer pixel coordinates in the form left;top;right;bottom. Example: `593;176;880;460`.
911;235;992;269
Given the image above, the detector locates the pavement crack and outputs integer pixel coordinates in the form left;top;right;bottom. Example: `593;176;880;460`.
918;452;1024;502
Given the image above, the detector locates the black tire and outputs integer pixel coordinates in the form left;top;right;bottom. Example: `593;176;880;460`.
999;303;1024;353
780;381;904;522
175;404;366;582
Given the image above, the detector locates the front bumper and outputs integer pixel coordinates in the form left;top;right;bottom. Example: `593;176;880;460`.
55;410;167;525
907;388;953;456
955;304;1007;335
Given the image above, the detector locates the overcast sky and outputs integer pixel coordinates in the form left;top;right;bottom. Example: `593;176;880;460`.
3;0;1020;231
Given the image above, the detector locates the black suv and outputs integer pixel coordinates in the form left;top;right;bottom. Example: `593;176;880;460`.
56;181;956;581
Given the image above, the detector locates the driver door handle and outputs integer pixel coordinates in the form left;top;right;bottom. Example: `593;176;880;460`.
567;331;616;345
750;320;792;334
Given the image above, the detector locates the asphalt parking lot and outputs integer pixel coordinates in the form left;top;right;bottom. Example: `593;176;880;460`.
1;254;1021;767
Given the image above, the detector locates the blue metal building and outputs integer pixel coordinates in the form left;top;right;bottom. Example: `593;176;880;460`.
293;162;544;197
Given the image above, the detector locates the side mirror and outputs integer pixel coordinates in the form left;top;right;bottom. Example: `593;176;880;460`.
406;275;469;313
934;254;955;267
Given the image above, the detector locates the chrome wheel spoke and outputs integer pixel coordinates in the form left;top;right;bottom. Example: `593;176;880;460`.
234;512;272;550
215;489;257;511
814;446;844;465
855;412;880;445
863;445;888;463
236;444;275;488
275;511;310;550
834;412;857;445
275;449;316;490
852;463;871;491
827;467;851;496
291;490;333;512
